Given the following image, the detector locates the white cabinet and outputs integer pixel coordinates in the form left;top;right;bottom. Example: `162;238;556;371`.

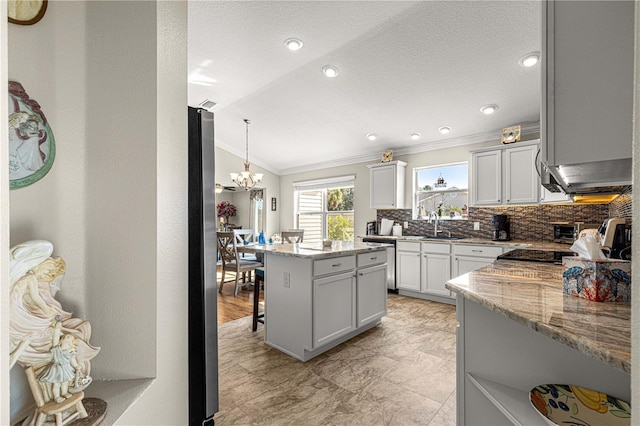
539;186;572;204
471;141;539;206
356;264;387;327
422;253;451;297
313;271;356;348
541;1;633;190
396;242;421;291
397;241;454;301
368;160;407;209
471;150;501;205
264;249;387;361
452;244;504;278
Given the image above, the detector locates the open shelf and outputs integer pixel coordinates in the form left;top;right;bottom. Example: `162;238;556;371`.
466;373;548;426
84;378;154;424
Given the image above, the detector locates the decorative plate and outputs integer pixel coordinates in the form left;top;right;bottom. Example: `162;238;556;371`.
381;150;393;162
8;0;48;25
8;81;56;190
530;384;631;426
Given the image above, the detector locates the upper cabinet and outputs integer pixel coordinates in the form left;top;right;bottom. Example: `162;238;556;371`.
368;160;407;209
541;1;633;194
471;141;540;206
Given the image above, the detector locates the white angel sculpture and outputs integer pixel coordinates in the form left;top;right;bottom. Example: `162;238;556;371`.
9;240;100;419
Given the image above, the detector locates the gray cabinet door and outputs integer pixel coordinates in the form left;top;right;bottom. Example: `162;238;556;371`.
356;264;387;327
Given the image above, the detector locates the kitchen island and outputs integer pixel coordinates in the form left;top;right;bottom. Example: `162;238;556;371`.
253;241;390;361
446;260;631;425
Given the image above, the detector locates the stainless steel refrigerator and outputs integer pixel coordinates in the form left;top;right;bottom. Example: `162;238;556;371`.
188;106;219;425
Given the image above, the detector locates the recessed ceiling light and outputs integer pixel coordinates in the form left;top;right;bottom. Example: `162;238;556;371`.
518;52;540;67
322;65;339;78
366;133;378;141
438;126;452;135
409;133;422;140
480;104;499;115
284;38;303;51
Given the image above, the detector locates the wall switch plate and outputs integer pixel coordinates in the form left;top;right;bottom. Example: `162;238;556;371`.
283;272;290;288
473;222;480;231
403;221;408;229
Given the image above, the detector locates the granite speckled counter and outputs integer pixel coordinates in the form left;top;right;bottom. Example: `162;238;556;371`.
446;260;631;373
251;240;392;259
447;259;631;425
358;235;572;251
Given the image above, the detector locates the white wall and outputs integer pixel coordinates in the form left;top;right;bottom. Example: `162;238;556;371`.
278;138;506;236
6;1;189;424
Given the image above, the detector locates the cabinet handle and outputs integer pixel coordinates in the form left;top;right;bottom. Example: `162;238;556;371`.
359;273;363;276
472;250;483;253
497;199;501;202
370;256;377;260
332;263;341;267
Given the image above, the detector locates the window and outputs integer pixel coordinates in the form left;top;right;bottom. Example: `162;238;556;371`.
293;176;355;242
413;162;469;220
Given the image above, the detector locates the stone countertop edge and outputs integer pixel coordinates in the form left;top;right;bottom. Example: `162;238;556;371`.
446;260;631;374
358;235;573;250
251;241;392;259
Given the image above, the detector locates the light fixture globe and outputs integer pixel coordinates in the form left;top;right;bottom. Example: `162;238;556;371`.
409;133;422;141
480;104;499;115
366;133;377;141
230;119;263;190
284;38;304;51
438;126;452;135
518;52;540;67
322;65;339;78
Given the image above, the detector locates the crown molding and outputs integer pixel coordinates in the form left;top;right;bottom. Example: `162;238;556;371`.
278;121;540;175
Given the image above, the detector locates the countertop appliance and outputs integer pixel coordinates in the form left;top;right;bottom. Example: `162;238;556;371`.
598;218;631;260
551;221;601;244
498;249;576;265
362;236;396;292
491;214;510;241
188;106;219;425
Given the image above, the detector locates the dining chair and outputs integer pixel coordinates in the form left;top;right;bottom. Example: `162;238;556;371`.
282;229;304;244
217;231;263;296
234;229;258;261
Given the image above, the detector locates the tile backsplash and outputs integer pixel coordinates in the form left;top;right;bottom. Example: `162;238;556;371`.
376;191;632;242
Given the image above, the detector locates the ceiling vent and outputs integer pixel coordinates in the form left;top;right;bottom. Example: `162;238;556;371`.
198;99;217;110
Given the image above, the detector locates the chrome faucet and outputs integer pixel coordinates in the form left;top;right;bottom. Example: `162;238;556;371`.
429;211;451;238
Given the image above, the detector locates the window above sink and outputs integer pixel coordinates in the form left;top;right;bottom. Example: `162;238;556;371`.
413;162;469;220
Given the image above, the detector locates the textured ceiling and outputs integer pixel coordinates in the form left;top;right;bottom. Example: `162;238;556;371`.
188;1;541;176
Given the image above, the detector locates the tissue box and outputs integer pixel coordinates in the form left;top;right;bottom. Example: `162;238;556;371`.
562;257;631;303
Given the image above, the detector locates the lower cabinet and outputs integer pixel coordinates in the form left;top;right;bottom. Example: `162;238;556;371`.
423;253;452;297
313;271;356;347
452;244;504;277
356;263;387;327
397;241;454;301
264;249;387;361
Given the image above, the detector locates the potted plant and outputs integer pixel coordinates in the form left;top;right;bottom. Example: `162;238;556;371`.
216;201;237;229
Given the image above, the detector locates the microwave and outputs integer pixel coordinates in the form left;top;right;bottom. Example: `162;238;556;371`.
552;222;601;244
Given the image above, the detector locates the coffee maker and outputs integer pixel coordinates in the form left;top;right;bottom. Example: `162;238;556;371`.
491;214;511;241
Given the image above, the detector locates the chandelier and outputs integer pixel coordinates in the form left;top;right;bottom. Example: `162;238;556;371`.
230;119;263;190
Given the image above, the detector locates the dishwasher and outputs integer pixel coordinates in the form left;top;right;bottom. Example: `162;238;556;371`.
362;237;397;292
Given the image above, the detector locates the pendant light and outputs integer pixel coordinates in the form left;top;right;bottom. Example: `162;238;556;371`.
230;119;263;190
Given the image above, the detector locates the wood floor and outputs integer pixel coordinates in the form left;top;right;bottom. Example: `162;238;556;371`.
217;266;264;324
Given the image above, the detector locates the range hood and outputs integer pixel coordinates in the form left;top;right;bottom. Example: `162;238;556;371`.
541;158;632;196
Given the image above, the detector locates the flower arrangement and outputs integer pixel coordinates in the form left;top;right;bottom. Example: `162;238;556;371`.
216;201;237;220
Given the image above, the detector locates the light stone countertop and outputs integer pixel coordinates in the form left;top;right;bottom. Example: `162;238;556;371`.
358;235;572;251
249;241;392;259
446;260;631;373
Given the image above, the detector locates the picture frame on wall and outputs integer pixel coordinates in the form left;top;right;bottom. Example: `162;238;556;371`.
271;197;277;211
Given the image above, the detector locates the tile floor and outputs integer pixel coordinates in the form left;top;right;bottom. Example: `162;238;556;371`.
216;293;458;425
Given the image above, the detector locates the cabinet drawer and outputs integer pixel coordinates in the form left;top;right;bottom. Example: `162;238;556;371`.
357;250;387;268
421;242;451;254
314;255;356;277
452;244;503;258
397;241;421;252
